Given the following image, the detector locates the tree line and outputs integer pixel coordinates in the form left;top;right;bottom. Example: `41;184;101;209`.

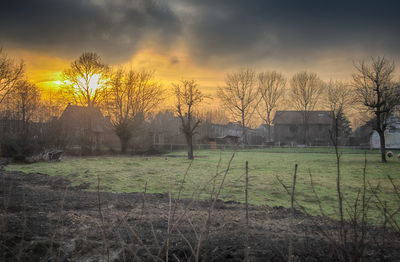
0;49;399;162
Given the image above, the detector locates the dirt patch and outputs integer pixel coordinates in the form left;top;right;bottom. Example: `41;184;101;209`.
0;171;399;261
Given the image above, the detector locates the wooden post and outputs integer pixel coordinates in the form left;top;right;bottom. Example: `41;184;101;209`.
245;161;249;262
288;163;298;262
291;164;298;209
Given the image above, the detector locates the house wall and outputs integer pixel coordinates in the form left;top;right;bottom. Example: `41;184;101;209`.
274;124;305;145
274;124;331;146
370;130;400;149
310;124;331;145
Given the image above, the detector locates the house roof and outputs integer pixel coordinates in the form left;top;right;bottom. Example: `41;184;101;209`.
273;111;333;125
58;105;109;133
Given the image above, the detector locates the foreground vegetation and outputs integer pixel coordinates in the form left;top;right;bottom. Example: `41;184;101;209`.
7;148;400;224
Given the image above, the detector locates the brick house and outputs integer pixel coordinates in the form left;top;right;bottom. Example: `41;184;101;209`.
273;111;333;146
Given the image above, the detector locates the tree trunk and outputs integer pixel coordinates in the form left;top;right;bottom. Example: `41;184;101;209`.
22;107;27;137
186;134;194;160
266;113;271;143
302;111;307;145
242;113;247;145
378;130;387;163
119;136;130;154
376;111;387;163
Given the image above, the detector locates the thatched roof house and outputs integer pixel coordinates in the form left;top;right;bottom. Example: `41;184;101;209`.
58;105;115;152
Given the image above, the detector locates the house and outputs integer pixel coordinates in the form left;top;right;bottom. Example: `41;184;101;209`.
370;116;400;149
149;113;263;147
273;111;333;146
210;122;262;145
58;104;117;152
213;122;241;144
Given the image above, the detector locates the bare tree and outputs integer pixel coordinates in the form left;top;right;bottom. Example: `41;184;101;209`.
290;71;325;144
62;52;108;108
326;80;353;240
353;57;400;162
107;69;164;153
257;71;286;142
217;68;259;145
0;49;24;105
200;109;229;125
327;80;353;145
2;80;41;136
37;88;65;122
174;80;204;160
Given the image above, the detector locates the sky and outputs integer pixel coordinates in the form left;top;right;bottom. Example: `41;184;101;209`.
1;0;400;93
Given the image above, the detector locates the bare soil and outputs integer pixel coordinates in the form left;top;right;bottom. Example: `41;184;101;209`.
1;171;399;261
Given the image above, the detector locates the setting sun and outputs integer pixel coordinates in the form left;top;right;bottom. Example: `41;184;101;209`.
75;73;103;92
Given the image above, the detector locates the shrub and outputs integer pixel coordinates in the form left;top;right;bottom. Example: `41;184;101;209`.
0;134;41;161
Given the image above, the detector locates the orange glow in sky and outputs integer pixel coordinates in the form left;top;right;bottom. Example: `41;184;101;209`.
12;48;225;97
124;48;225;94
10;46;366;119
7;49;68;91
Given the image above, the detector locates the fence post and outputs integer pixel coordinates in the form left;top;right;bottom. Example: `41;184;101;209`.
245;161;249;262
288;163;298;262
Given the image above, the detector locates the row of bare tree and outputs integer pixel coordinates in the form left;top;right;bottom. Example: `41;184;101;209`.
0;49;42;135
216;60;399;163
0;49;399;162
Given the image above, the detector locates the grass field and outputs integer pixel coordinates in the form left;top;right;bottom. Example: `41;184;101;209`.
6;148;400;224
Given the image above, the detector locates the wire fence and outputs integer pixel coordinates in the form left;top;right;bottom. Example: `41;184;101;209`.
63;143;396;156
151;143;384;154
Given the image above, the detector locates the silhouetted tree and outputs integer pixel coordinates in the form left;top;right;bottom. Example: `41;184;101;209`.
37;88;65;122
353;57;400;162
11;80;41;136
327;80;353;145
0;79;41;159
217;68;259;145
174;80;203;160
200;109;229;125
0;49;24;105
257;71;286;142
290;71;325;144
336;111;352;139
62;52;108;108
107;69;164;153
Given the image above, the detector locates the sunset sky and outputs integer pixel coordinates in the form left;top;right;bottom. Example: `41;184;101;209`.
1;0;400;93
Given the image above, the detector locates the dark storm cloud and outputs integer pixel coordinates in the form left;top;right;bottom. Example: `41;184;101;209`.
0;0;181;62
176;0;400;66
1;0;399;66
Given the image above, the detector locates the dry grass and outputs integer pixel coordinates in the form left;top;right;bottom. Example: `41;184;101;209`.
6;149;400;224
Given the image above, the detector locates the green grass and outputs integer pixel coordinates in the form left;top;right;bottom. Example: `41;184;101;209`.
6;148;400;224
